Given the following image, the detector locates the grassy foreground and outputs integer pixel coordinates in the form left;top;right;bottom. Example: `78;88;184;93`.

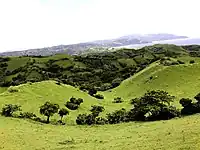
1;114;200;150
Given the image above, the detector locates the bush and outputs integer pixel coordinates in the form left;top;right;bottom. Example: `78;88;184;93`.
113;97;123;103
65;102;79;110
19;112;37;119
90;105;105;117
1;104;21;117
76;114;87;125
190;60;195;64
93;94;104;99
65;97;83;110
106;108;128;124
95;117;108;125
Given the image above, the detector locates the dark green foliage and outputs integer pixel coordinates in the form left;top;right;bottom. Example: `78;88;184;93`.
93;94;104;99
190;60;195;64
88;88;97;96
129;90;179;121
90;105;105;117
58;108;69;121
76;114;87;125
76;105;105;125
65;97;83;110
113;97;123;103
0;44;192;91
95;117;108;125
19;112;37;119
39;102;59;123
180;98;192;107
180;96;200;115
65;102;79;110
107;108;128;124
1;104;21;117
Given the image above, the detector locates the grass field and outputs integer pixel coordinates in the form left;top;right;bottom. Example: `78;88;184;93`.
1;114;200;150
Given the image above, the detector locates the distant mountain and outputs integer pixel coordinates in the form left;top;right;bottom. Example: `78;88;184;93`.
0;33;188;56
124;38;200;49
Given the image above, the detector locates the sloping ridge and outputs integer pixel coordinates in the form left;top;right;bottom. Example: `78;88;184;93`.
105;60;200;104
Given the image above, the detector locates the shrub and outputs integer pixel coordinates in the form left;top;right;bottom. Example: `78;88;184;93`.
69;97;83;105
93;94;104;99
19;112;37;119
76;114;87;125
113;97;123;103
190;60;195;64
180;98;192;107
58;108;69;122
1;104;21;117
90;105;105;117
95;117;108;125
39;102;59;123
65;102;79;110
106;108;128;124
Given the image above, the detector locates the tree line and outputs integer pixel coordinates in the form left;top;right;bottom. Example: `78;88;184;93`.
2;90;200;125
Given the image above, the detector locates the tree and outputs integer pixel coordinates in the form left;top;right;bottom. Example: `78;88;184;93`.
129;90;179;121
58;108;69;122
39;102;59;123
1;104;21;117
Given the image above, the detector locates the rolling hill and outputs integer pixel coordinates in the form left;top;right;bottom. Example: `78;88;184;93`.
1;44;200;150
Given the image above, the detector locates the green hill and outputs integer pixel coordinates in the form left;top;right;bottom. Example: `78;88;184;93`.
1;44;200;149
103;56;200;105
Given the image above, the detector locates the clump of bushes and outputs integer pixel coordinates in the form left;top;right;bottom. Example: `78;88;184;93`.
76;105;106;125
112;97;123;103
1;104;21;117
19;112;37;119
93;94;104;99
65;97;83;110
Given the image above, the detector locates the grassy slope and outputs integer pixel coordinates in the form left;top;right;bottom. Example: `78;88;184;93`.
0;81;101;124
1;114;200;150
103;57;200;106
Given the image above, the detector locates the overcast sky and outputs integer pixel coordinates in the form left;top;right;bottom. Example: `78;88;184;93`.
0;0;200;52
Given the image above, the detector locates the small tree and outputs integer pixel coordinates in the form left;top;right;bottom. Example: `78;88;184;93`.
90;105;105;117
39;102;59;123
1;104;21;117
58;108;69;122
